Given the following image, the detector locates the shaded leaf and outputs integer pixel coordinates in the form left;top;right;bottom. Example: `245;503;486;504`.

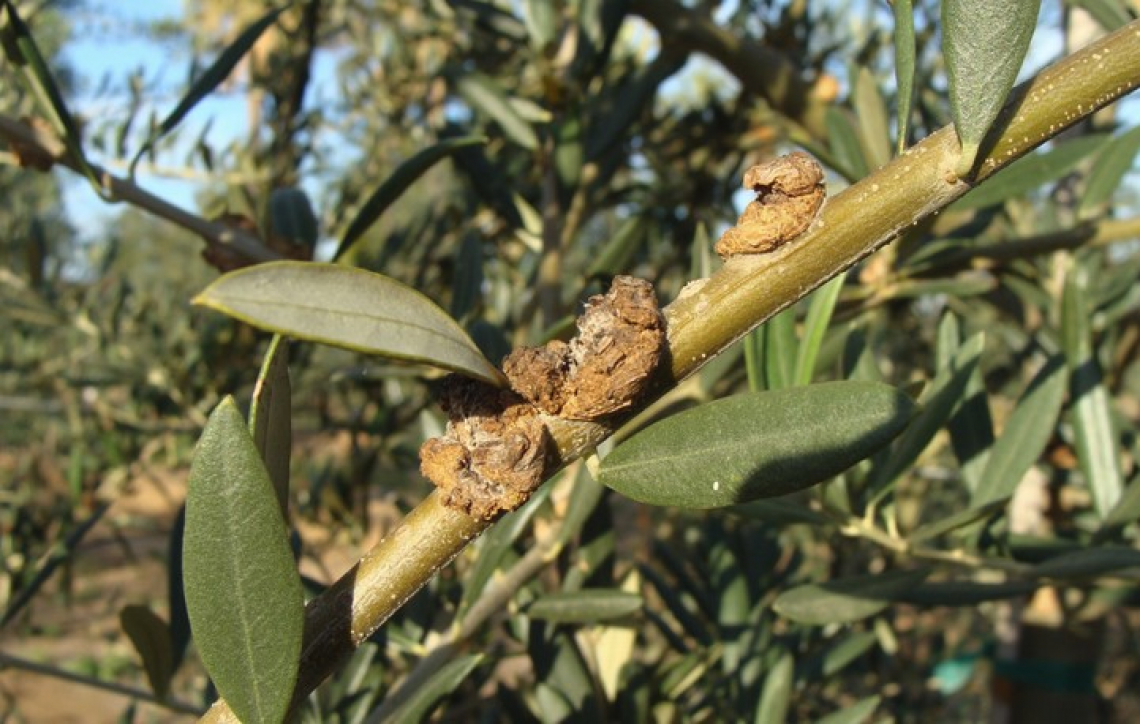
599;382;917;509
554;115;583;189
894;580;1037;606
450;233;484;320
948;365;994;493
1033;547;1140;579
729;497;832;527
131;6;285;175
269;187;319;250
773;568;930;625
183;398;303;724
973;355;1066;506
526;589;643;624
377;655;482;724
249;335;291;517
0;502;110;630
943;0;1042;174
456;484;552;617
952;134;1110;209
166;507;191;672
119;605;174;699
910;498;1009;543
194;261;506;386
764;307;796;390
334;136;486;260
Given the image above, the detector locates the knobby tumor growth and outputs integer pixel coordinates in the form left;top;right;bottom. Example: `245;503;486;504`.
420;276;667;519
503;275;666;420
714;151;826;258
419;378;552;520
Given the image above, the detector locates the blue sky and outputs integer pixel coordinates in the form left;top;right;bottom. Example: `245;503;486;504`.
63;1;269;239
55;3;1137;246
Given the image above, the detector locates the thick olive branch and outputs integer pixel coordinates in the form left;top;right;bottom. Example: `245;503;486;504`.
190;21;1140;723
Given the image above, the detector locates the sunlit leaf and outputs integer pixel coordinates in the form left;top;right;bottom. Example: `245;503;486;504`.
816;695;881;724
377;655;482;724
794;274;845;386
455;72;539;150
972;356;1066;507
853;66;891;170
753;649;793;724
1063;268;1123;518
599;382;917;508
825;106;870;180
892;0;917;153
523;0;558;51
194;261;506;386
943;0;1042;174
1098;471;1140;535
183;398;303;724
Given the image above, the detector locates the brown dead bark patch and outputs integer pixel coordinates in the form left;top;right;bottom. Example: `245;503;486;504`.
419;376;552;520
503;276;666;421
714;151;825;258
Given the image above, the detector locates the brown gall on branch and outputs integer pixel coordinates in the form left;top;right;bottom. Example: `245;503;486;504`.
419;378;553;521
503;276;667;421
421;276;666;519
714;151;826;258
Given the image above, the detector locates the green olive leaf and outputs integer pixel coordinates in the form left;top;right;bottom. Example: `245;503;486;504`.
194;261;506;387
943;0;1042;175
598;382;917;508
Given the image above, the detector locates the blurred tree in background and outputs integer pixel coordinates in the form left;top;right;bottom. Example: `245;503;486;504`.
3;0;1140;722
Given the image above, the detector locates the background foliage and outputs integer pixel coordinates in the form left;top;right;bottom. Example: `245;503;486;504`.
3;0;1140;722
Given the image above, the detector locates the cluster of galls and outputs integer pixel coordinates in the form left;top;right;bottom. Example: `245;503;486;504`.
419;277;666;520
